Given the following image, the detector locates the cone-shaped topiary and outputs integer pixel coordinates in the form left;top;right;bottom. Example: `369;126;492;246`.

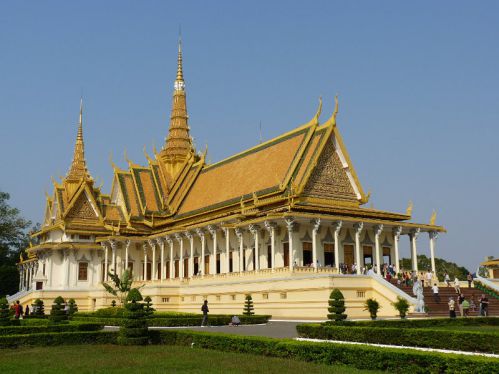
243;295;254;316
0;298;10;326
111;300;116;307
143;296;155;317
118;288;148;345
327;289;347;321
67;298;78;318
31;299;45;318
49;296;68;323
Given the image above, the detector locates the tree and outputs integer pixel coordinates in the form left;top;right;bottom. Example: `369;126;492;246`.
143;296;155;317
364;298;380;320
49;296;68;323
243;295;254;316
67;298;78;317
327;289;347;321
400;255;470;281
31;299;45;318
118;288;149;345
0;191;33;296
0;297;11;326
102;269;136;305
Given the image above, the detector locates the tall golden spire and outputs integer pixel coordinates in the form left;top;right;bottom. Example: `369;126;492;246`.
67;98;91;181
159;36;194;174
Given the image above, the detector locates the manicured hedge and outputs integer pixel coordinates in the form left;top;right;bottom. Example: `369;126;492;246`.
296;324;499;353
323;317;499;329
72;314;271;327
0;323;103;336
149;329;499;374
76;309;198;319
0;331;118;349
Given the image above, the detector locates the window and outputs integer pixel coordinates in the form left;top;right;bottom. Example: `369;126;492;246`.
162;297;169;303
357;291;366;298
191;295;196;301
216;295;221;301
303;242;313;266
231;295;236;301
280;292;287;299
181;297;185;302
262;293;269;300
324;243;334;267
78;262;88;281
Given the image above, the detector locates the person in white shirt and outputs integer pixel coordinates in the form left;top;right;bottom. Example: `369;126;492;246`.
425;271;433;285
454;277;461;294
432;283;440;303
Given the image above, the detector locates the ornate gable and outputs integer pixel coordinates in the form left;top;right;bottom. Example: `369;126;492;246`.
302;139;357;202
66;192;99;220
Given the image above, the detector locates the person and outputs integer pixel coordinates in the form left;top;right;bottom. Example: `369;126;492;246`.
230;315;241;326
457;293;465;317
24;304;30;317
201;300;209;326
14;300;23;320
479;294;489;317
425;271;433;286
419;272;425;287
448;297;456;318
466;273;473;288
462;298;470;317
469;295;476;313
444;273;451;287
432;283;440;303
453;277;461;294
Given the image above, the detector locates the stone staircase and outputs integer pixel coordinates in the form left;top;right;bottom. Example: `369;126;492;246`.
390;281;499;317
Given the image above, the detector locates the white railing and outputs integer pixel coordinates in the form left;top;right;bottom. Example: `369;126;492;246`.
370;273;417;305
6;289;30;304
475;269;499;293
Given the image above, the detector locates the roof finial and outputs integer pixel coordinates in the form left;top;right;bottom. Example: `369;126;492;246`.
175;28;184;89
66;98;90;181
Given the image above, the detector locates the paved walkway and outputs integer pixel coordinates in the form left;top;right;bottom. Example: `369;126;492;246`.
106;321;301;339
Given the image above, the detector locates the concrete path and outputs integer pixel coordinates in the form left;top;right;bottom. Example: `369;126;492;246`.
105;321;301;339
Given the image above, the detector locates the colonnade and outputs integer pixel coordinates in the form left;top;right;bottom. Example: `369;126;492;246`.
18;262;37;291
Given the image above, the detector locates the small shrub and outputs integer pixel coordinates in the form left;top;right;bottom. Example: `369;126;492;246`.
31;299;45;318
143;296;155;317
243;295;254;316
118;288;148;345
49;297;68;324
327;289;347;321
0;298;10;326
111;300;116;307
68;299;78;318
364;298;380;320
392;297;410;319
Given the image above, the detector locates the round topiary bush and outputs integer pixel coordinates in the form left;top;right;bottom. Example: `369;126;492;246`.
327;289;347;322
117;288;148;345
143;296;155;317
0;297;11;326
49;296;68;324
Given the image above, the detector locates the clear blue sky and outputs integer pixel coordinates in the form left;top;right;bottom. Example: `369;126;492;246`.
1;1;498;271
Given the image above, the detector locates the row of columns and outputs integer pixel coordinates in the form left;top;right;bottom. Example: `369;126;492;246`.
19;263;36;291
99;220;440;281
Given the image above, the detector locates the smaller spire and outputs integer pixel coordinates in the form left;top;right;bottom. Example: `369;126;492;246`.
174;34;185;91
67;98;91;181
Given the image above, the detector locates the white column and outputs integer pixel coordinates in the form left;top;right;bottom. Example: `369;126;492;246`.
166;236;174;279
285;218;295;271
333;221;342;272
158;238;165;280
110;241;117;274
176;234;184;280
143;243;148;281
393;226;402;273
47;253;53;287
429;231;438;275
224;228;230;273
264;221;276;271
124;240;131;272
18;266;23;291
312;219;320;270
148;240;157;281
235;228;244;273
410;228;420;272
354;223;363;275
186;232;194;277
102;243;109;282
249;224;260;271
374;224;383;274
196;229;205;276
208;226;217;275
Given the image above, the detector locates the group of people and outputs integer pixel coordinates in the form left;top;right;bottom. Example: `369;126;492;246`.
448;294;489;318
10;300;29;319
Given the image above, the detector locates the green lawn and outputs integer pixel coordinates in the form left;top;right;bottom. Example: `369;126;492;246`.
0;345;380;373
